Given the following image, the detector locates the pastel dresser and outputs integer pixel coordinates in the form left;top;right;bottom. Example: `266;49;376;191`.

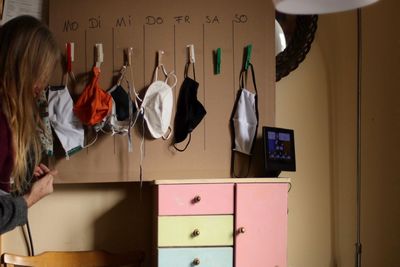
154;178;290;267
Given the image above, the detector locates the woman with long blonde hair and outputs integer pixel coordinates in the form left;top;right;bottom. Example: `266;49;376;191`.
0;15;60;234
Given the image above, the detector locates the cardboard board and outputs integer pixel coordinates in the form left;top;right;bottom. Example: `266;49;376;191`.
49;0;275;183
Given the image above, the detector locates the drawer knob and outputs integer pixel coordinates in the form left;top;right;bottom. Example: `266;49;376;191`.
238;227;246;234
193;258;201;265
193;195;202;203
192;229;200;237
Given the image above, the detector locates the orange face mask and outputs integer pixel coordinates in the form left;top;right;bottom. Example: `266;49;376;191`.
73;67;112;126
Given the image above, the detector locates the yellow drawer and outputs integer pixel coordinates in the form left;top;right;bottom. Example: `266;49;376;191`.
158;215;233;247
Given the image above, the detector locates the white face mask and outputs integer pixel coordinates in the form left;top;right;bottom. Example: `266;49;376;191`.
48;86;84;158
141;66;177;139
232;63;259;156
232;88;258;155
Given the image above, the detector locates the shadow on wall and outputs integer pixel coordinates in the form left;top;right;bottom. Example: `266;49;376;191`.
92;182;154;267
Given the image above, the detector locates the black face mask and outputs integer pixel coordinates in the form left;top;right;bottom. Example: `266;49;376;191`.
173;64;206;151
110;85;136;121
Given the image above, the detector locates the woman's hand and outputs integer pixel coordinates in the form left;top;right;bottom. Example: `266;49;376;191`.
33;163;51;178
24;165;57;208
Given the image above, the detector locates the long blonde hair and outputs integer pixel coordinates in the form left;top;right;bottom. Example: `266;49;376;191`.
0;16;60;193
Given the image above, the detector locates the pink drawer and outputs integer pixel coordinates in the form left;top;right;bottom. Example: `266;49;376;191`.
157;184;234;215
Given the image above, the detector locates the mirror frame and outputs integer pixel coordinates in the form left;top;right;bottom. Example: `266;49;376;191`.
276;15;318;81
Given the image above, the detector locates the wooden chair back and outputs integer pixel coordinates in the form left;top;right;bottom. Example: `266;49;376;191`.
0;250;145;267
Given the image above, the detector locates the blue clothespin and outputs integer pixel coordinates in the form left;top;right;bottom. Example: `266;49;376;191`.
215;48;221;75
244;44;252;71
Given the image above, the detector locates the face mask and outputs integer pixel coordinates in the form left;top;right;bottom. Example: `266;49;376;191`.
231;63;259;177
108;98;129;135
141;66;177;139
73;67;112;126
107;83;138;136
36;90;53;156
232;63;259;155
173;63;206;151
232;88;258;155
48;85;84;158
109;84;136;121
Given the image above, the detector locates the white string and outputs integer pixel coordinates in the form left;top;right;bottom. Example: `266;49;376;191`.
83;132;98;149
129;63;142;104
140;111;145;187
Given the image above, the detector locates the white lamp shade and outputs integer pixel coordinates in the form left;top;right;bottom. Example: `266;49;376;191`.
273;0;379;14
275;20;287;55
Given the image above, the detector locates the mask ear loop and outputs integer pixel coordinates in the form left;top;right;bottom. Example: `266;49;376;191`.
184;62;196;81
80;131;98;154
161;71;177;141
165;71;178;89
173;133;192;152
124;48;142;109
117;65;127;86
162;127;172;140
156;50;169;82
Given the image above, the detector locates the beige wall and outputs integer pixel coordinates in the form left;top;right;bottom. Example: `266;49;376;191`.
3;1;400;267
279;0;400;266
359;0;400;266
277;40;333;267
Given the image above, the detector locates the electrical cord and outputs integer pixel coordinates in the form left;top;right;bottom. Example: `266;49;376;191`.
26;219;35;256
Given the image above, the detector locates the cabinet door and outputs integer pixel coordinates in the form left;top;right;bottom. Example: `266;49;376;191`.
235;183;287;267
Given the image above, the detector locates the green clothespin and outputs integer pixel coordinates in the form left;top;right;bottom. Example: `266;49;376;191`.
244;44;252;71
215;48;221;75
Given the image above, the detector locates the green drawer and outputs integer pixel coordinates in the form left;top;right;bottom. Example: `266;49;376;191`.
158;215;233;247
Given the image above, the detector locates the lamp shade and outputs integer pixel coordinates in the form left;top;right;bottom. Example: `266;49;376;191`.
273;0;379;14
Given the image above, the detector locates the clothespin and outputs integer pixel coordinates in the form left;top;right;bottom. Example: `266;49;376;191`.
157;50;164;66
125;47;133;66
215;48;221;75
187;44;195;64
66;42;74;73
95;43;104;68
244;44;252;71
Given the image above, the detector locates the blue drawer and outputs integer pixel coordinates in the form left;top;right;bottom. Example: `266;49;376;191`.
158;247;233;267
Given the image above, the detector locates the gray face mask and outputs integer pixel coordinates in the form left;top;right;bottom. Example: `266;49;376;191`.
232;88;258;155
231;63;259;176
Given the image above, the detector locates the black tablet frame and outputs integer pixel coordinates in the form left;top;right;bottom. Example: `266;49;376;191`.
262;126;296;177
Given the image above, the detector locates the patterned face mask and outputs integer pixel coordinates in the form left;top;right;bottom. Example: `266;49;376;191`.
36;89;53;156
